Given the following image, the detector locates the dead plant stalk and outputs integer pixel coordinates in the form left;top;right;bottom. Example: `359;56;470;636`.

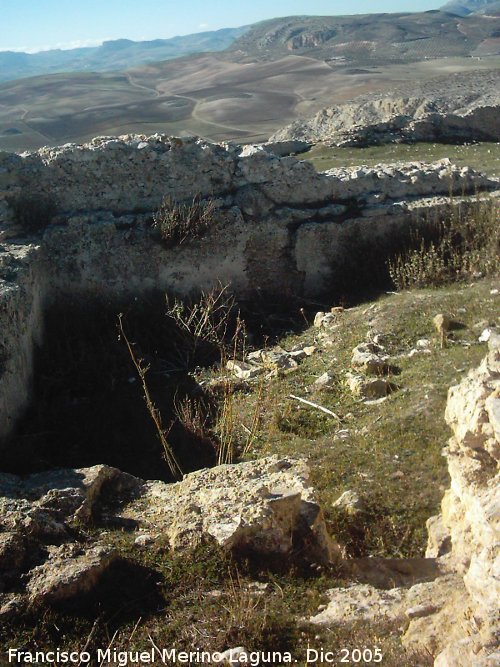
118;314;182;480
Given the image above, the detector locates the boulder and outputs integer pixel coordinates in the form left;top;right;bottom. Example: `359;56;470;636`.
351;342;392;375
262;140;311;157
122;457;340;563
346;372;397;399
0;458;339;616
226;359;263;380
332;490;365;515
314;370;336;390
26;545;118;606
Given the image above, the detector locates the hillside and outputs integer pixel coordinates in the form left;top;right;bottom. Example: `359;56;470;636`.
0;27;248;84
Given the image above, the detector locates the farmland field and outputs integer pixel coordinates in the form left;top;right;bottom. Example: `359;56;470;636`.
1;54;499;151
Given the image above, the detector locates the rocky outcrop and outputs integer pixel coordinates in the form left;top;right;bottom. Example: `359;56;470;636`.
271;70;500;146
123;456;339;561
418;333;500;666
0;457;338;616
308;337;500;666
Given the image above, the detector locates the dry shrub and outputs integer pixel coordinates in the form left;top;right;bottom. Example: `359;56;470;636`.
153;194;217;248
165;282;242;369
389;197;499;290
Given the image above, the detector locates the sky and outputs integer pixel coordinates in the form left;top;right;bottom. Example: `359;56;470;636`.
0;0;443;53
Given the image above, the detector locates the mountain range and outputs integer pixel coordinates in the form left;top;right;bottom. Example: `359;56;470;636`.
0;27;248;84
226;9;500;63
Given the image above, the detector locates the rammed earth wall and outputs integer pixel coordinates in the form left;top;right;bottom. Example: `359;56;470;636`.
0;134;499;442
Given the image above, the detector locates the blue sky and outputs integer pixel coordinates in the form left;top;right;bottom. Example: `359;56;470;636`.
0;0;442;53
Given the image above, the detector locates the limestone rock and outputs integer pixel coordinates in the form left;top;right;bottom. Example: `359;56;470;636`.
216;647;250;666
270;71;500;146
247;344;314;369
262;140;311;157
351;342;391;375
434;643;500;667
409;336;500;664
406;603;439;619
309;583;407;625
0;458;339;617
289;344;316;360
122;456;340;564
479;328;494;343
259;349;299;371
332;490;365;515
314;311;325;327
0;465;140;612
226;359;263;380
0;596;25;620
346;372;397;399
314;370;336;389
26;545;117;606
407;347;432;358
425;514;452;558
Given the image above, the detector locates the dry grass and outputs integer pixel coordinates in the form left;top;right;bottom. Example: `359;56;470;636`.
304;142;500;179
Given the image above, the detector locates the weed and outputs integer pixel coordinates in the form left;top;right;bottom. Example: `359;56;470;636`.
153;194;217;248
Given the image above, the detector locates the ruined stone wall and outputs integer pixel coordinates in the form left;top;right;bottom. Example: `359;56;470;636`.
0;135;499;443
0;135;495;218
0;244;46;442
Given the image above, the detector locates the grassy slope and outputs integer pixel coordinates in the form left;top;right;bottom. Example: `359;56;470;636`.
227;277;499;558
302;142;500;178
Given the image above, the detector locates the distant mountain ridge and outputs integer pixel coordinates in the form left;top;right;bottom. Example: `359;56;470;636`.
226;10;500;64
0;27;248;84
441;0;500;15
2;8;499;85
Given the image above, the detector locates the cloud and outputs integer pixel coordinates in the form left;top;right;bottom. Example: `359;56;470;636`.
1;38;107;54
198;23;209;28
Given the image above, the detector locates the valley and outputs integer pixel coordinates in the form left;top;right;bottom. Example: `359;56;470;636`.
1;7;499;151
